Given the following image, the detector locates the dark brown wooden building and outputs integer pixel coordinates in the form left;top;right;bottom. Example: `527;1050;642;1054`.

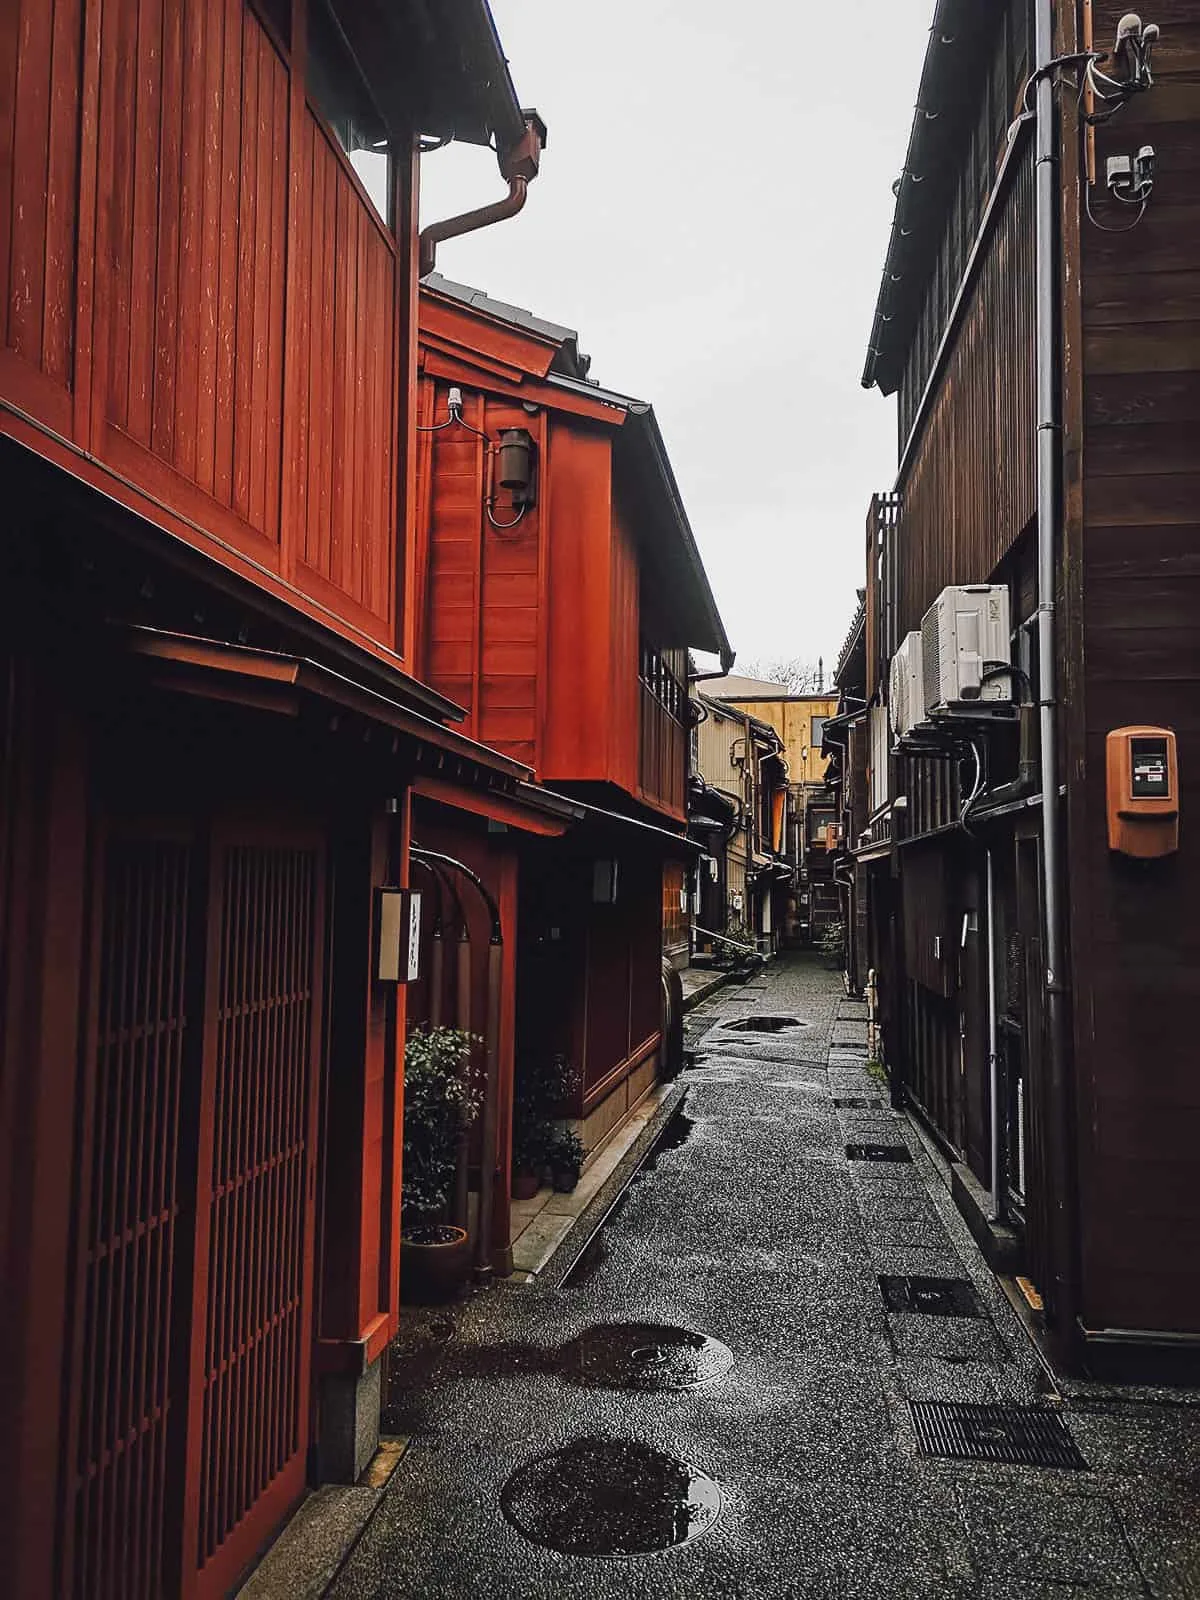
859;0;1200;1375
0;3;548;1595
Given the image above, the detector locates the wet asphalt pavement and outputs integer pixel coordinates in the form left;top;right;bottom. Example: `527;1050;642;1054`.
331;955;1200;1600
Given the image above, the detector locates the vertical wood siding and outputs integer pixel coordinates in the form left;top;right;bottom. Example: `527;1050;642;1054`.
96;0;288;546
895;141;1037;636
421;385;544;763
4;0;406;655
638;687;685;819
582;859;662;1102
609;510;639;795
1070;3;1200;1335
477;399;542;769
291;110;397;632
0;0;82;429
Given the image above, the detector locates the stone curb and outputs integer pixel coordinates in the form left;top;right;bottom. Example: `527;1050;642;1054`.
505;1080;688;1293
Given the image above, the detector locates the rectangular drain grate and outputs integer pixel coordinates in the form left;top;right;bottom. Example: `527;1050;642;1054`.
834;1097;884;1110
911;1401;1087;1469
880;1274;982;1317
847;1143;912;1163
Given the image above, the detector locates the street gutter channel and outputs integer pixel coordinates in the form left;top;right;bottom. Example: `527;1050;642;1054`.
556;1094;696;1289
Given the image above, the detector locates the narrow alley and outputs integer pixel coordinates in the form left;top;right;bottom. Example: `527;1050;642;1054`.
304;956;1200;1600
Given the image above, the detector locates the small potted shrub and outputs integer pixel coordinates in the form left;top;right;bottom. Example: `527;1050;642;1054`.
511;1118;549;1201
400;1026;482;1303
511;1052;578;1199
547;1126;585;1193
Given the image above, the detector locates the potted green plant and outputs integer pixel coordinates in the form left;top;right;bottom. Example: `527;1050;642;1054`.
400;1026;482;1303
511;1052;578;1199
511;1117;549;1200
547;1126;585;1193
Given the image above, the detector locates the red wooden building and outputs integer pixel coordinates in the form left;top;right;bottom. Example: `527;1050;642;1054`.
0;2;547;1595
415;275;731;1159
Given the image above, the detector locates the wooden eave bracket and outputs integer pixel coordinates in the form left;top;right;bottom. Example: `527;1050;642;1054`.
124;628;534;786
420;349;628;428
420;296;560;380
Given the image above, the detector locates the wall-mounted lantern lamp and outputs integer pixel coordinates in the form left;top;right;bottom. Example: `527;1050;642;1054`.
592;859;619;905
497;428;535;504
377;887;421;983
488;426;537;531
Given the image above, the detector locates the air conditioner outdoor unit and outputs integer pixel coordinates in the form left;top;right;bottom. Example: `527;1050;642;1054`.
888;631;928;743
921;585;1012;716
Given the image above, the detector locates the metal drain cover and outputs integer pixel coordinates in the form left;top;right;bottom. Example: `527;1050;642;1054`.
911;1402;1086;1469
834;1097;885;1109
847;1143;913;1163
880;1275;983;1317
501;1438;722;1556
723;1015;809;1033
568;1324;734;1391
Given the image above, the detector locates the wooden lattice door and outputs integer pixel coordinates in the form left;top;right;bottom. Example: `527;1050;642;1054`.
62;822;326;1600
62;831;196;1600
186;831;325;1599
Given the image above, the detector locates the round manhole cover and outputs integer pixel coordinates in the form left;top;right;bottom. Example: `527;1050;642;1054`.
568;1323;734;1391
500;1438;722;1556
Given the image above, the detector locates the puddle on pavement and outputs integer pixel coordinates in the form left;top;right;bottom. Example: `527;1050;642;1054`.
564;1323;734;1391
722;1015;809;1034
500;1438;722;1556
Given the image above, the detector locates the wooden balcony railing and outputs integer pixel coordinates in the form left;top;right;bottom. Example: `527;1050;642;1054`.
639;682;686;817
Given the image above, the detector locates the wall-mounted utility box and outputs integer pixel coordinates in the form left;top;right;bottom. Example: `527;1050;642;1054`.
1106;726;1179;858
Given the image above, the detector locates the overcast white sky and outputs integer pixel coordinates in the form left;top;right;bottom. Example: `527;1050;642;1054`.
419;1;934;676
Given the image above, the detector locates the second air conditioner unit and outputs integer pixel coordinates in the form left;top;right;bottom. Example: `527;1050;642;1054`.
888;630;929;743
921;585;1013;717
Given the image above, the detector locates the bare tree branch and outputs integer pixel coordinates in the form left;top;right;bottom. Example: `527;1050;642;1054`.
737;657;826;695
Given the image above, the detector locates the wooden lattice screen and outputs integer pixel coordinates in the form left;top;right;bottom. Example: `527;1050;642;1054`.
65;835;193;1600
194;842;321;1584
63;828;325;1600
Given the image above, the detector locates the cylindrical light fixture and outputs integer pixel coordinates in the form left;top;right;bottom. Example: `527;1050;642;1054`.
497;427;535;504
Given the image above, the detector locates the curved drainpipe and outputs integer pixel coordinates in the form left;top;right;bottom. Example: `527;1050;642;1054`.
419;113;546;278
411;847;504;1279
1034;0;1077;1358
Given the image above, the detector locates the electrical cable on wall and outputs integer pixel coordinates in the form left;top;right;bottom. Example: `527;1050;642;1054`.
416;386;533;535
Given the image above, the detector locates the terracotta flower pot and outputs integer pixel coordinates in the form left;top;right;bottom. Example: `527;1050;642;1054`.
512;1168;541;1201
400;1223;472;1304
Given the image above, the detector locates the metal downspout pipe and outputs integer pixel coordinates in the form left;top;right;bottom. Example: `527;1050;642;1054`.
1034;0;1077;1350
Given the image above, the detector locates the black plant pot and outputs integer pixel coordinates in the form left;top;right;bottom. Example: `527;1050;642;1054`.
400;1223;472;1304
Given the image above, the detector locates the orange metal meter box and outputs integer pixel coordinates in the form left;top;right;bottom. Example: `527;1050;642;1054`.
1105;726;1179;858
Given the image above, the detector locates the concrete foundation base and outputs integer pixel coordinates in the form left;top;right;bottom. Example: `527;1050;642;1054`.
317;1355;382;1485
950;1161;1023;1274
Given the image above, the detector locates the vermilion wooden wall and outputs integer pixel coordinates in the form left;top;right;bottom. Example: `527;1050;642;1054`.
2;0;408;663
421;388;549;768
417;364;688;823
